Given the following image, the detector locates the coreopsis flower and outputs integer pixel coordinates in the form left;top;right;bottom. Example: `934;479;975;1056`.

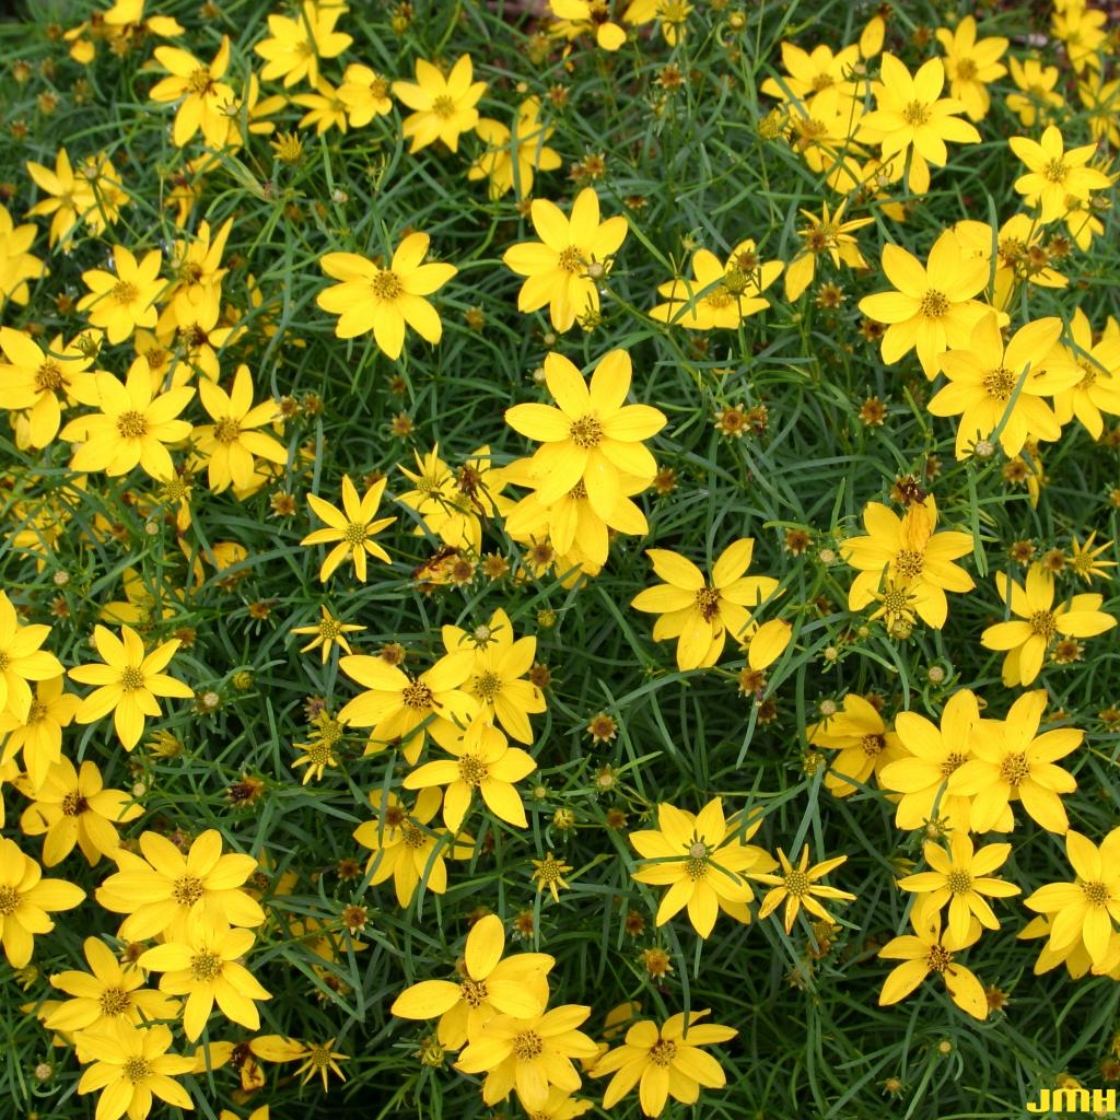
934;16;1008;122
629;798;775;938
1051;0;1108;73
591;1010;737;1117
404;716;536;831
857;229;990;379
253;1;352;88
0;203;48;308
68;624;193;751
469;97;562;199
981;564;1115;686
393;55;486;154
16;757;143;866
1067;532;1116;584
947;690;1080;834
140;917;271;1040
784;201;872;301
292;1038;350;1090
291;715;342;784
162;218;233;331
337;63;393;127
454;1004;599;1111
1023;829;1120;969
752;846;856;933
841;495;975;629
898;833;1020;946
506;349;665;518
1005;57;1064;128
878;897;987;1020
291;606;364;664
759;40;863;106
878;689;979;831
194;364;287;493
549;0;628;49
76;247;166;345
300;474;396;582
953;214;1067;312
76;1022;195;1118
353;789;473;907
532;852;574;902
0;328;98;449
0;591;64;722
441;608;545;743
47;936;179;1033
149;36;236;148
805;692;903;797
25;147;99;247
1050;307;1120;440
0;676;80;792
317;232;457;358
0;836;85;967
502;188;628;333
389;913;554;1049
631;539;779;671
1078;70;1120;148
649;240;783;328
1009;125;1112;223
930;314;1079;459
293;77;349;135
96;828;265;942
338;650;477;764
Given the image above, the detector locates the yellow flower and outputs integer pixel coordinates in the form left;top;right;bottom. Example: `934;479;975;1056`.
1067;531;1117;584
0;675;80;792
76;247;166;345
95;828;265;942
468;97;562;199
1051;1;1108;73
338;63;393;126
163;218;234;332
631;539;779;671
981;563;1115;686
194;364;287;493
784;201;872;301
317;232;457;358
629;798;775;938
0;203;48;309
759;40;863;106
1024;828;1120;969
532;851;574;902
502;188;628;333
591;1010;737;1117
149;36;236;148
25;147;99;247
47;936;179;1033
253;0;353;88
752;846;856;933
389;913;554;1049
300;474;396;582
393;54;487;153
291;711;344;784
291;606;364;663
0;591;64;723
1009;125;1113;223
1005;57;1064;128
505;349;665;519
293;77;349;135
805;692;903;797
293;1038;350;1090
878;896;988;1019
947;690;1081;834
934;15;1008;122
1050;307;1120;440
68;624;193;751
0;836;85;967
454;1003;599;1111
857;229;990;379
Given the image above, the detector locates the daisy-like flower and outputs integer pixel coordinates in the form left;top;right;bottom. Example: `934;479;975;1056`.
1005;57;1064;129
149;36;235;148
1050;307;1120;440
0;591;64;723
505;349;665;518
389;913;554;1049
393;54;486;154
96;827;265;942
338;63;393;127
405;716;536;831
649;240;783;329
502;188;628;333
1023;828;1120;969
858;229;990;379
194;364;287;493
0;676;80;792
1067;531;1116;584
591;1010;737;1118
841;495;975;629
532;852;574;902
0;836;85;967
300;474;396;582
898;833;1020;946
947;690;1081;834
1009;125;1113;223
76;1021;195;1118
162;218;234;332
549;0;628;50
856;54;980;194
930;314;1079;459
454;1004;599;1112
76;246;165;345
629;798;775;938
317;233;457;359
878;896;987;1020
0;203;48;308
253;0;352;89
805;692;904;797
631;539;779;671
469;97;562;200
784;201;872;301
68;624;193;751
16;757;143;867
291;606;364;664
759;40;863;105
934;15;1008;122
292;1038;350;1090
25;147;98;247
752;846;856;933
981;563;1115;686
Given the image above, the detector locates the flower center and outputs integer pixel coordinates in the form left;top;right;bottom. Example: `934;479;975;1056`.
119;666;146;691
0;886;20;915
112;280;139;305
371;270;403;300
99;987;132;1016
213;417;241;445
903;100;931;126
955;58;978;80
881;588;910;614
122;1056;152;1084
473;671;502;701
190;949;224;982
319;617;343;639
341;521;369;545
557;245;583;274
999;751;1031;787
457;755;488;787
1082;881;1109;907
946;870;972;894
26;699;47;724
783;869;811;898
400;820;428;849
705;286;734;309
940;752;967;779
983;367;1017;401
512;1030;543;1060
35;360;65;393
401;681;434;710
1028;610;1056;640
919;290;949;318
810;73;835;92
569;414;603;449
186;66;214;95
1043;158;1068;184
894;549;924;578
172;873;205;906
926;944;952;972
694;585;721;622
459;977;488;1007
649;1039;678;1067
861;733;885;758
61;791;89;816
116;410;148;439
431;94;456;119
